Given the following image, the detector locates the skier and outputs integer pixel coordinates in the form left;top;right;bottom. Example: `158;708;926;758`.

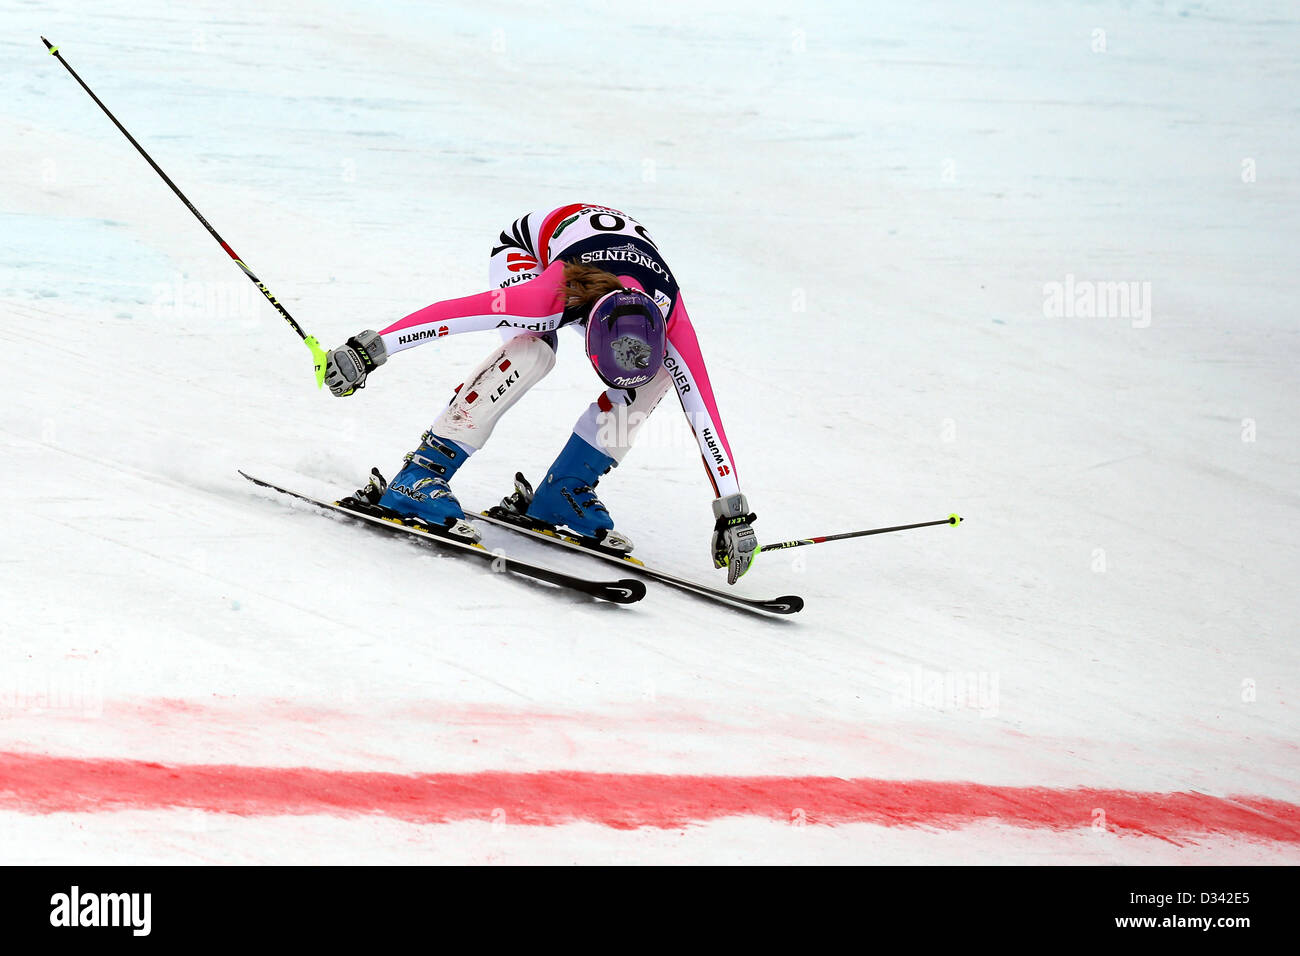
322;203;758;584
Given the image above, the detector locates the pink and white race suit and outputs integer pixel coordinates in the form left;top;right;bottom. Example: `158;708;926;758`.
378;204;741;498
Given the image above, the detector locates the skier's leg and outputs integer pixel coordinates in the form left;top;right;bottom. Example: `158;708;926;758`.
431;332;558;450
523;368;672;547
572;367;673;465
378;333;557;526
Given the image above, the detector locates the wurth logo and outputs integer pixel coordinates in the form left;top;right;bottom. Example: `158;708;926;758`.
717;465;731;477
507;252;537;273
397;327;447;346
701;427;726;466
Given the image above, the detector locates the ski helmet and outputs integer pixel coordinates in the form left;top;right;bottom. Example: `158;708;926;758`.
585;288;665;390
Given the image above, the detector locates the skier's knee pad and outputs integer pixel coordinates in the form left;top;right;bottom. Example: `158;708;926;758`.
433;333;556;450
572;367;672;465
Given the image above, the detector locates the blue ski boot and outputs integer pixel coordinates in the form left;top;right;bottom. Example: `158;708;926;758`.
510;433;633;552
372;431;479;541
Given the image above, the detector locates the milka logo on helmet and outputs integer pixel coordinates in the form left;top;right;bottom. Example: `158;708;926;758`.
610;334;652;371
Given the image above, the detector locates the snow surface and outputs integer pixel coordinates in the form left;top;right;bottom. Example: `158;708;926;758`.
1;0;1297;863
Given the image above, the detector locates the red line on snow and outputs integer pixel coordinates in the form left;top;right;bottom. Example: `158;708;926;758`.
1;752;1296;842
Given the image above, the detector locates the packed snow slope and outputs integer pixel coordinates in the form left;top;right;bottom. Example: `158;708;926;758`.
1;0;1297;863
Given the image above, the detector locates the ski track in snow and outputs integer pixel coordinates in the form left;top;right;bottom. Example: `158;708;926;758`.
1;0;1297;863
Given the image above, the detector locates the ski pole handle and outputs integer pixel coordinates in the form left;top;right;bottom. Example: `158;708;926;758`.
761;514;962;552
42;37;329;388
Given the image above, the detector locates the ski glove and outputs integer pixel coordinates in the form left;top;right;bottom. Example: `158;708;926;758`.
711;492;758;585
325;330;388;397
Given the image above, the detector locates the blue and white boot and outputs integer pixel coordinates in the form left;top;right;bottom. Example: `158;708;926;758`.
371;431;480;541
506;433;633;552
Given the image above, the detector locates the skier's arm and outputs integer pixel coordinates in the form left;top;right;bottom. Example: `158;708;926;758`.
378;260;569;356
665;298;742;499
664;298;758;583
322;261;568;397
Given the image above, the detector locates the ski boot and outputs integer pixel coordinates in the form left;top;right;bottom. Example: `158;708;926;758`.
498;433;634;553
341;431;480;542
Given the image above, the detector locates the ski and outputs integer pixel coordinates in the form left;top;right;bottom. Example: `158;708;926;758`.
239;471;646;605
473;507;804;616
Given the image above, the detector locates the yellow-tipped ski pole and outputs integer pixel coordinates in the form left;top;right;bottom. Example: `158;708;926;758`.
41;37;329;387
761;514;963;552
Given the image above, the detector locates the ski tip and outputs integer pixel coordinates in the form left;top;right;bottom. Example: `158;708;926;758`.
604;579;648;604
764;595;804;614
948;513;963;526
